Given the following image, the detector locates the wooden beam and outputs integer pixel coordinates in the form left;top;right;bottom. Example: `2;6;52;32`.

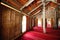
46;0;57;3
34;11;42;17
28;2;42;14
1;2;28;16
28;2;49;15
32;10;41;16
20;0;34;10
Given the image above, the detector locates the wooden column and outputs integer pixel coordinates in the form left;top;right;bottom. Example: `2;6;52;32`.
42;0;46;33
54;9;57;29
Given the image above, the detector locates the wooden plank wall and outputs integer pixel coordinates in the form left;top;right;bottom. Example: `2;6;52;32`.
0;5;23;40
0;4;2;40
26;16;33;31
26;16;30;31
34;18;36;26
0;4;33;40
31;17;35;27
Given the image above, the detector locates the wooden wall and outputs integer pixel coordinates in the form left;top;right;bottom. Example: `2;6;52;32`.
26;16;30;31
0;4;2;40
0;5;23;40
35;18;38;26
26;16;33;31
31;17;35;27
0;4;33;40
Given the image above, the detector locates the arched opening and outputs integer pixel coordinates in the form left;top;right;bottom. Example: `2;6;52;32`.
47;19;51;28
38;18;42;27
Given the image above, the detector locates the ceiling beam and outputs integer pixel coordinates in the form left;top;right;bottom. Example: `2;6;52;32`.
32;10;41;16
20;0;34;10
32;11;42;18
1;2;28;16
28;2;49;15
28;3;42;14
46;0;57;3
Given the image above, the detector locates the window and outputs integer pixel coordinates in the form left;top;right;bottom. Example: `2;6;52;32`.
38;19;42;27
58;18;60;27
22;16;26;33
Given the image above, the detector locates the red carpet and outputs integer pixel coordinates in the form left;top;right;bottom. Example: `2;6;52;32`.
21;31;60;40
33;27;60;36
16;26;60;40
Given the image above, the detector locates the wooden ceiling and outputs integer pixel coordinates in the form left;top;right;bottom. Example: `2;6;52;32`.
1;0;58;16
57;0;60;3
